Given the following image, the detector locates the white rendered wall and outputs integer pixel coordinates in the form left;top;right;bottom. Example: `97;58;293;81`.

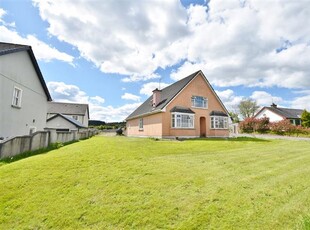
0;51;48;141
46;116;78;130
255;108;284;122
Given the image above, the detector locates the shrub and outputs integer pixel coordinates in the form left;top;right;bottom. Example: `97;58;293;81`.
269;120;295;135
239;117;269;133
239;117;256;133
254;117;270;133
116;128;123;135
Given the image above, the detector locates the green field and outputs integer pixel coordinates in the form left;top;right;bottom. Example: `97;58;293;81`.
0;136;310;229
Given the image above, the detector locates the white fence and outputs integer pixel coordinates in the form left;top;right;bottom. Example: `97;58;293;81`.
0;129;98;159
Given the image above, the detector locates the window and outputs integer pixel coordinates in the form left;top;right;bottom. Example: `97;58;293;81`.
139;118;143;130
12;87;22;108
172;113;194;128
211;116;228;129
191;96;207;108
72;115;78;120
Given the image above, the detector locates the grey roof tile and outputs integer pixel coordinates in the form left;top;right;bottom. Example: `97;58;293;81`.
47;102;89;116
267;106;303;119
47;113;86;128
126;71;200;120
170;106;195;114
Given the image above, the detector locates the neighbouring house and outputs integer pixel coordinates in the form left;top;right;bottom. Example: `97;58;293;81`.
126;70;230;138
0;42;52;141
46;113;87;132
46;102;89;130
254;103;303;125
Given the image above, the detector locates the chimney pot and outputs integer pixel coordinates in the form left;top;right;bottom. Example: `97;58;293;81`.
271;103;277;108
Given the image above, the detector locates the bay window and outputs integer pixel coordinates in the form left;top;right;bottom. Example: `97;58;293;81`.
172;113;194;128
211;116;228;129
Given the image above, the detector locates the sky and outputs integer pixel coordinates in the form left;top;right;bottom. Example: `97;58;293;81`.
1;0;310;122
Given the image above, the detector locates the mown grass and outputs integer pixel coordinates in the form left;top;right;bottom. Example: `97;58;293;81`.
0;136;309;229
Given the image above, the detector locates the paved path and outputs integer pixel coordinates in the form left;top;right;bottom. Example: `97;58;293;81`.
232;133;310;141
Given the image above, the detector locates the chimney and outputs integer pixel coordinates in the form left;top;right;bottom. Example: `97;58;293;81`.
271;103;277;108
152;88;161;107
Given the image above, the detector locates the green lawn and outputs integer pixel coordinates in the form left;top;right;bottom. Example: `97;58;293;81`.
0;136;310;229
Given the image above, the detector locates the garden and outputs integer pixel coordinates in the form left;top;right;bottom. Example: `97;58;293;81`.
1;136;309;229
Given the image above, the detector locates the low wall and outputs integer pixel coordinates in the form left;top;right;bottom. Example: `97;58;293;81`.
0;129;98;159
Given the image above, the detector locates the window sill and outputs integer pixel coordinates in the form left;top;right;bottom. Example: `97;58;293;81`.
171;127;195;129
11;105;21;109
191;106;208;110
210;128;228;130
139;129;144;131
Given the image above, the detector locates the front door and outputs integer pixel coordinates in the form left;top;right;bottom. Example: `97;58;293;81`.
200;117;206;137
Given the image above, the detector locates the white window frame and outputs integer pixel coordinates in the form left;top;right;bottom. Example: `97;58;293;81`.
139;118;143;130
191;96;208;109
171;112;195;129
12;86;22;108
210;116;228;129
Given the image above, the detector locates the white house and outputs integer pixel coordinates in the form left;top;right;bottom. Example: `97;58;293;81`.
46;113;87;132
0;42;52;141
46;102;89;129
254;103;303;125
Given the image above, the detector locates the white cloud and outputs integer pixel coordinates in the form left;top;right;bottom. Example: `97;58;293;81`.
121;93;141;101
215;89;243;111
290;91;310;110
47;81;89;103
31;1;310;89
47;81;140;122
33;0;189;81
250;91;283;107
91;103;142;122
140;81;170;96
89;96;105;105
0;9;74;63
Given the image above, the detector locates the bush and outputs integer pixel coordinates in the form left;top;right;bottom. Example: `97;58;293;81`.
254;117;270;133
269;120;295;135
116;128;123;135
239;117;269;133
239;117;256;133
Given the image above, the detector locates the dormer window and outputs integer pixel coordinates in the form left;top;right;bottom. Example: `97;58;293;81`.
191;96;207;108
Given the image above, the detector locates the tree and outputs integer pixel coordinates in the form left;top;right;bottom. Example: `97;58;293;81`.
229;112;240;123
238;99;259;119
301;109;310;128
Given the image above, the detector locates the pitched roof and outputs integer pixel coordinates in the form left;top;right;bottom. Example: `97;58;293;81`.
170;106;195;114
210;111;229;117
47;113;86;128
126;70;229;120
47;102;89;117
0;42;52;101
262;106;303;119
126;71;199;120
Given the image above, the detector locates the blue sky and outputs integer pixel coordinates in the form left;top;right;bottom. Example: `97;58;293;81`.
1;0;310;122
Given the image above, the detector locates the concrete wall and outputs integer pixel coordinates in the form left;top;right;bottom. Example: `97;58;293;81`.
0;129;98;159
0;131;48;159
0;51;48;141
